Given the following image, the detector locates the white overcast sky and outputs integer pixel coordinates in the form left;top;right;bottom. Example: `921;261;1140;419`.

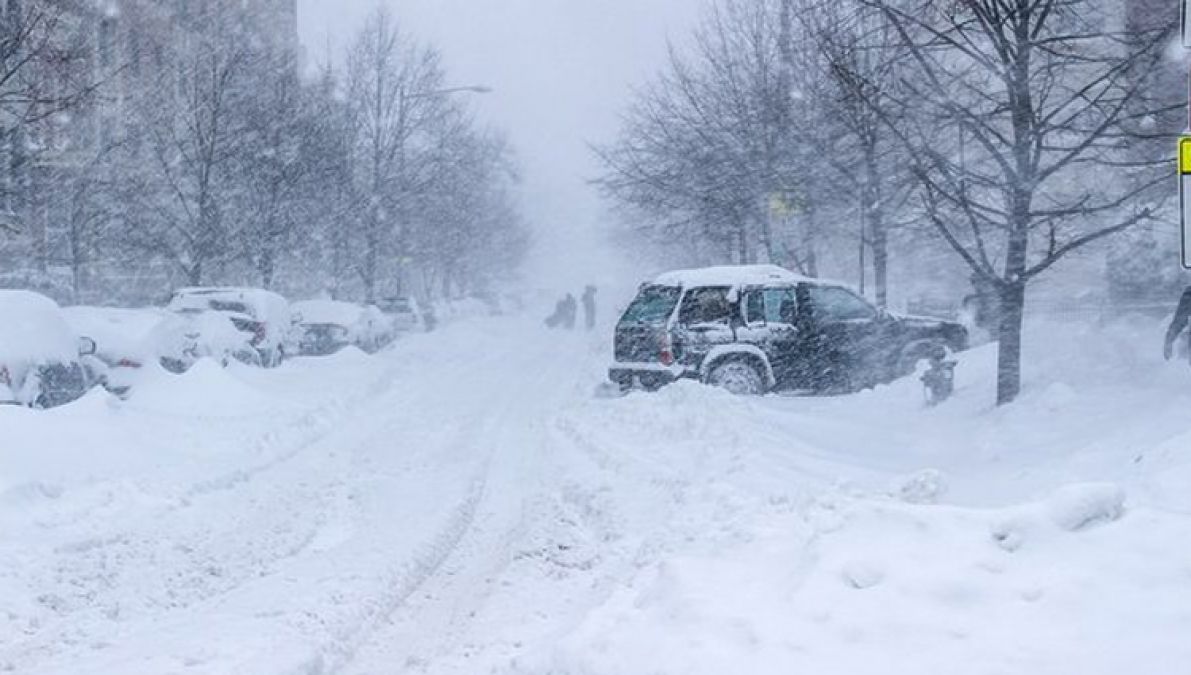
296;0;700;289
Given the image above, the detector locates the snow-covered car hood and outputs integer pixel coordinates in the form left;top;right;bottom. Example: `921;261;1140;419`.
292;300;366;329
62;306;170;364
149;311;255;361
890;312;958;329
0;290;81;369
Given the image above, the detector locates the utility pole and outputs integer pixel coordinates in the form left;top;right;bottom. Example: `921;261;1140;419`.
1182;0;1191;268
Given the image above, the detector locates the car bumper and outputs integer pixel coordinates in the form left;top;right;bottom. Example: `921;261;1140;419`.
608;362;689;390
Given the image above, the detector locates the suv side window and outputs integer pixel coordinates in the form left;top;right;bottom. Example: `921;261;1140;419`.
679;287;733;326
805;286;877;322
745;289;765;325
762;287;797;324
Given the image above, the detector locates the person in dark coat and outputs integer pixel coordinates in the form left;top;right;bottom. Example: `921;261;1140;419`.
1165;287;1191;361
562;293;578;330
545;297;564;328
582;285;597;331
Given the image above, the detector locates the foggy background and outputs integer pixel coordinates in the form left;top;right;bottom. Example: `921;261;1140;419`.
297;0;699;293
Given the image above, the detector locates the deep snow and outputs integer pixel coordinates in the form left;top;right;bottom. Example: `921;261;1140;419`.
2;309;1191;674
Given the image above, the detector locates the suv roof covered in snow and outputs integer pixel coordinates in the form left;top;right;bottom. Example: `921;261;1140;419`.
651;264;846;290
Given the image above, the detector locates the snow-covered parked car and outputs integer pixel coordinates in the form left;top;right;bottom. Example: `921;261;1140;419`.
0;290;97;408
290;300;395;356
151;310;254;374
609;265;969;395
62;306;170;397
378;296;423;332
166;288;293;368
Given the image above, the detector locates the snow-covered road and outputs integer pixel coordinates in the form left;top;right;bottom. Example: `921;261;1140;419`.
3;313;1191;674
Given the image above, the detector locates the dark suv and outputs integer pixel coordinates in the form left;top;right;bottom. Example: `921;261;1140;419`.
609;265;968;395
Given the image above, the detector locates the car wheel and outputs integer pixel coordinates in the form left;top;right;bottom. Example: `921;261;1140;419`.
706;360;765;396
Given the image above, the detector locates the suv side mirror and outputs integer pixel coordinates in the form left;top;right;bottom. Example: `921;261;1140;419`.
78;336;97;357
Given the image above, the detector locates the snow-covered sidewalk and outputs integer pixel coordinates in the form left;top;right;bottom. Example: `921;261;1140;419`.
3;314;1190;674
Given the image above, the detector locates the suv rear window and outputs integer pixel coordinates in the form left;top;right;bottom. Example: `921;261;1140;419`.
620;285;681;325
210;300;251;315
679;287;733;326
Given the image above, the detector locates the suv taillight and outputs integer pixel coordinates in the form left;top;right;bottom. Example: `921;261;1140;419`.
0;365;9;386
659;333;675;367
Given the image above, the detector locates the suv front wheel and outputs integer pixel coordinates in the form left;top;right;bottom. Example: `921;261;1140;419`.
705;359;766;396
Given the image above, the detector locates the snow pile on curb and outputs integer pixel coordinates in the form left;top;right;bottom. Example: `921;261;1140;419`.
520;483;1191;675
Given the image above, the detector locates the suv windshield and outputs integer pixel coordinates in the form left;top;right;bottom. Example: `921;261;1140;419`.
805;286;876;322
620;285;681;325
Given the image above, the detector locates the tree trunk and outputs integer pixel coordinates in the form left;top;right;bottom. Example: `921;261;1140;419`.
871;218;888;308
864;145;888;307
258;246;276;289
759;210;774;264
362;241;377;304
995;282;1026;405
188;260;203;286
803;199;819;278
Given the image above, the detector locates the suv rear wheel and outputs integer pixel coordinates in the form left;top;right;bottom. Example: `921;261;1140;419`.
706;359;765;396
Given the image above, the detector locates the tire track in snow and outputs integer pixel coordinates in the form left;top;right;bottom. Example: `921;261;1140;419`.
327;336;592;675
0;358;412;672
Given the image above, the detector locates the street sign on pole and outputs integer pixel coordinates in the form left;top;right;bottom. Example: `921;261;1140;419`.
1181;137;1191;269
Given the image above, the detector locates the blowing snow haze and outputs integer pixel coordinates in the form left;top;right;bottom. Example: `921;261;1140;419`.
298;0;697;289
2;1;1191;674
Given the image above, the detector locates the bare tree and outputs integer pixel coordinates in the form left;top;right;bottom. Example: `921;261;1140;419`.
598;0;871;277
51;141;123;302
806;0;922;306
235;47;308;288
412;119;527;299
859;0;1175;404
345;7;448;302
0;2;101;237
119;3;255;286
598;0;817;267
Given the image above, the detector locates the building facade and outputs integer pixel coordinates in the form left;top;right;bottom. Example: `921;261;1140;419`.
0;0;299;301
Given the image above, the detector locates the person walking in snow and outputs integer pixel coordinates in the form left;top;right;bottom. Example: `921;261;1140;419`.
562;293;578;330
582;285;597;331
545;296;566;329
1164;286;1191;362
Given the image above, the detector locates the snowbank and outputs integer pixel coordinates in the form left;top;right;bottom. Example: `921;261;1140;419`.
522;485;1190;675
3;311;1191;675
125;358;279;417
